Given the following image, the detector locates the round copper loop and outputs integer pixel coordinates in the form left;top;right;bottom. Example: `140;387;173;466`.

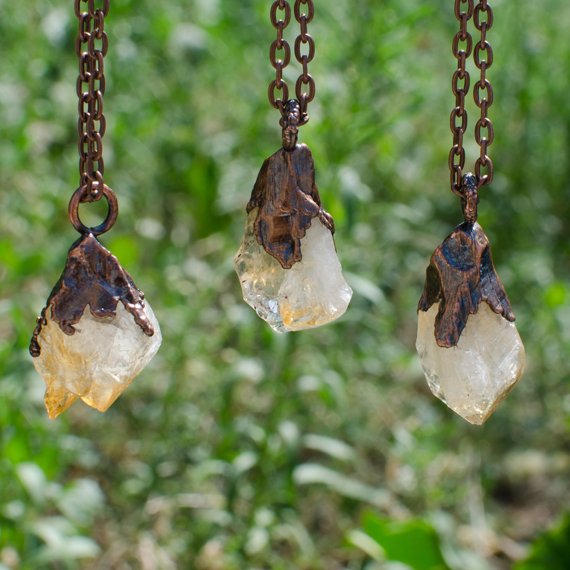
69;184;118;236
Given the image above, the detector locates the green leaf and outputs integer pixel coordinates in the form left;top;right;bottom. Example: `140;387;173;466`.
514;513;570;570
362;512;451;570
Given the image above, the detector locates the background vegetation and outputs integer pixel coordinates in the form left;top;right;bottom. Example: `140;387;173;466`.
1;0;570;568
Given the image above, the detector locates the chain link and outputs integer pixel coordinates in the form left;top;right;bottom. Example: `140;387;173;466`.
75;0;109;200
268;0;315;125
70;0;117;237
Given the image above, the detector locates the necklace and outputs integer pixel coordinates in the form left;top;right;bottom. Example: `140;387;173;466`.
234;0;353;333
416;0;525;425
30;0;162;419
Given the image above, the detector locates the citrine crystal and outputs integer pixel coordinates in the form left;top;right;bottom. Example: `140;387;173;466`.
416;302;525;425
234;208;353;333
33;302;161;419
30;233;161;419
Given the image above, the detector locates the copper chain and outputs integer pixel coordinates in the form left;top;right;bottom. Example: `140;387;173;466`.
449;0;494;195
269;0;315;124
75;0;109;199
449;0;473;196
269;1;291;113
473;0;494;187
70;0;117;237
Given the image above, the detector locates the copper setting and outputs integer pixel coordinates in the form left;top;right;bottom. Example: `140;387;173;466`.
418;174;514;348
246;100;334;269
30;234;154;358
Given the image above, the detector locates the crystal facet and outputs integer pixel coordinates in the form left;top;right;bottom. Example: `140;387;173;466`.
234;208;353;332
416;302;525;425
33;302;162;419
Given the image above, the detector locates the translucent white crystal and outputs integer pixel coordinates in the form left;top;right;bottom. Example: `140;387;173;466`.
416;302;525;425
234;208;353;332
33;302;162;419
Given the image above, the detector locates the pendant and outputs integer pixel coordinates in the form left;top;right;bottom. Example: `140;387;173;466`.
234;100;352;332
30;189;162;419
416;174;525;424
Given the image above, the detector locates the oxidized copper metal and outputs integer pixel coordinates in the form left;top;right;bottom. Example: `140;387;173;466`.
246;100;334;269
76;0;109;197
269;0;315;122
30;233;155;358
418;174;514;348
69;183;118;236
449;0;494;195
473;0;494;187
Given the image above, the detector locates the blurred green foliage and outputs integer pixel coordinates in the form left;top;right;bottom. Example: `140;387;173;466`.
514;514;570;570
1;0;570;568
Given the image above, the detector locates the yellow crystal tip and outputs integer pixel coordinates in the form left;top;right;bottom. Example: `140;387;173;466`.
44;384;79;419
33;302;162;418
